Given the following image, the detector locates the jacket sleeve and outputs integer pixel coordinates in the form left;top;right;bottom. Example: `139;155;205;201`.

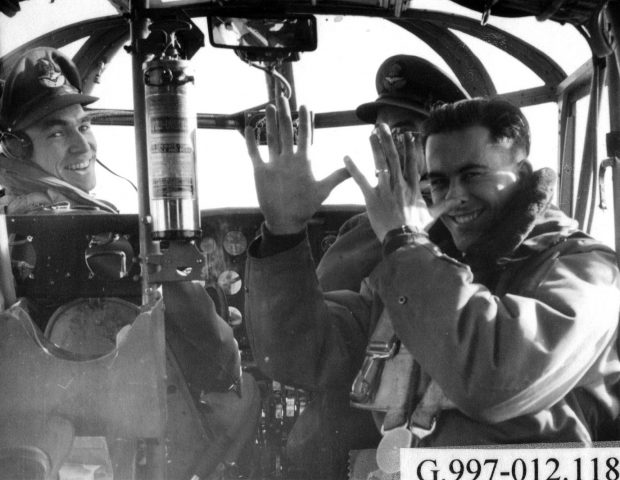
316;213;383;292
163;281;241;392
370;237;620;423
245;234;374;391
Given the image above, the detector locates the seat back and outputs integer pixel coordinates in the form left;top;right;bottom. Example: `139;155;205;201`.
0;298;167;438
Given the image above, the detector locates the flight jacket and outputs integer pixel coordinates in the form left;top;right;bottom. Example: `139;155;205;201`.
245;168;620;445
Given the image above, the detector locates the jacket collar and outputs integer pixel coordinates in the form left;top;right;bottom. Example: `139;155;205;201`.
0;154;118;214
428;168;579;270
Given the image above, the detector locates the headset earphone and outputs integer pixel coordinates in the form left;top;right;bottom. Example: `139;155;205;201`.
0;130;32;161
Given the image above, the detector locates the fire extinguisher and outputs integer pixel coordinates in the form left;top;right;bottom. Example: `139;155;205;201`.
144;56;200;240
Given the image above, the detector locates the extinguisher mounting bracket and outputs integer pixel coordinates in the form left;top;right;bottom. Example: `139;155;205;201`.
147;240;204;283
141;12;204;59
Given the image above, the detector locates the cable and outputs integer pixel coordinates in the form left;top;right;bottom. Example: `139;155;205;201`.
95;158;138;192
248;61;292;99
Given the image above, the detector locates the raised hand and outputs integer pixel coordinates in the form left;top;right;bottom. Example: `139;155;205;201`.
245;94;350;234
344;123;457;242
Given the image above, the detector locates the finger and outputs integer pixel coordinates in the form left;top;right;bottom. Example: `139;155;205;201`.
377;123;401;181
244;126;263;169
276;93;295;155
402;132;416;184
296;105;311;154
370;128;388;170
407;143;421;194
265;103;280;160
369;131;391;188
404;132;431;200
318;167;351;202
343;156;373;196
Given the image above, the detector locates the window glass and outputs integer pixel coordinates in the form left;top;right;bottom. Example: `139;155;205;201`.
294;16;456;111
523;103;558;173
567;92;615;248
92;125;139;213
410;0;590;76
93;123;374;211
593;88;615;248
93;101;562;214
0;0;116;56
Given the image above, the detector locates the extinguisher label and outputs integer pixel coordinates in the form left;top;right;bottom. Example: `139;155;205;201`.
152;177;194;196
150;142;193;154
149;156;196;198
146;92;198;200
151;116;188;133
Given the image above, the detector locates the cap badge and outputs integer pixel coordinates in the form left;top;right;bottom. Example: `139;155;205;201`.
36;58;67;88
382;62;406;92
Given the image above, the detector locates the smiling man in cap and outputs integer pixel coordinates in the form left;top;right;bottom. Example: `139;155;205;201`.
0;47;115;213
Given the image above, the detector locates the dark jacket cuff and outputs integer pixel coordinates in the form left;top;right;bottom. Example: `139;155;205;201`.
382;226;429;256
254;222;306;258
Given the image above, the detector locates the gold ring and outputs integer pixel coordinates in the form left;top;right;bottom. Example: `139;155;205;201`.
375;168;390;177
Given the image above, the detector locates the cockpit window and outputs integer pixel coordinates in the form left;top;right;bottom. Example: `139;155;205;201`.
0;1;593;215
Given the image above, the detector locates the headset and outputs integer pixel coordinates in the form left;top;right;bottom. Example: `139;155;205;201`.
0;130;32;161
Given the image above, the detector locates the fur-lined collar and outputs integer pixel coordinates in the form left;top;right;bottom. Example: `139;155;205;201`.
428;168;578;272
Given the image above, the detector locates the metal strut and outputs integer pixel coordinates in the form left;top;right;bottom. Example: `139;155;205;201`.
602;3;620;266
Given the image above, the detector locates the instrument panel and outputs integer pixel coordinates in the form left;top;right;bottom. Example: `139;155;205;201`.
7;205;364;348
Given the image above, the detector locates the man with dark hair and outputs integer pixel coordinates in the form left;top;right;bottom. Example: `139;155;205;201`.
421;96;531;154
245;95;620;475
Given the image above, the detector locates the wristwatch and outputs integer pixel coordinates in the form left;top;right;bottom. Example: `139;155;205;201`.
382;225;428;256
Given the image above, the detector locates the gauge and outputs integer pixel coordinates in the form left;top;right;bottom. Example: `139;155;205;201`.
217;270;242;295
228;306;242;327
223;230;248;256
200;236;217;255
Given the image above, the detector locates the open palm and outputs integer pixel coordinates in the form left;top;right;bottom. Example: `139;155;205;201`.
245;94;349;234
